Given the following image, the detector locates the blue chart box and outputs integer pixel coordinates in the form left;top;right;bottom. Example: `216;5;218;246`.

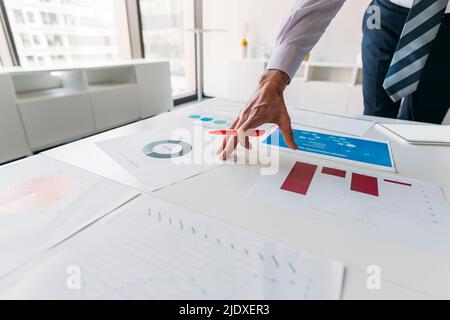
263;129;394;170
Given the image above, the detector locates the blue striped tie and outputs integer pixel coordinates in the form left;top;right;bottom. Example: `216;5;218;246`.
383;0;449;102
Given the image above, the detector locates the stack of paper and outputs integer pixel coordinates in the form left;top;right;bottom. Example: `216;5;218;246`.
289;109;375;137
380;124;450;145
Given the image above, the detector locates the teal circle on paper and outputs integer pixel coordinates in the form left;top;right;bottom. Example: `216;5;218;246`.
214;120;227;125
189;115;202;119
143;140;192;159
200;117;214;122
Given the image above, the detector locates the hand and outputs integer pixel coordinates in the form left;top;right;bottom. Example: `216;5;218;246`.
217;70;298;160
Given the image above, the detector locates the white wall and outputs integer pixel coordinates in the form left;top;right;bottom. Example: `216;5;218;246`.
203;0;371;97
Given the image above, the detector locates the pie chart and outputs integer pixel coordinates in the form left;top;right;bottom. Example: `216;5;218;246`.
0;176;74;215
143;140;192;159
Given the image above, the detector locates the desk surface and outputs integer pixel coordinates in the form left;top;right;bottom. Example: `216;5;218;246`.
41;98;450;300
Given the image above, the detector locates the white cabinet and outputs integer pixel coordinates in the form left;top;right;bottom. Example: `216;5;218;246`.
300;82;351;114
0;75;31;164
135;61;173;119
18;93;95;151
284;77;304;108
347;85;364;116
222;59;367;116
12;70;95;151
0;61;174;161
90;84;141;131
87;67;140;131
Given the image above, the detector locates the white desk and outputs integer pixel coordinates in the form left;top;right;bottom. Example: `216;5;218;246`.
42;98;450;300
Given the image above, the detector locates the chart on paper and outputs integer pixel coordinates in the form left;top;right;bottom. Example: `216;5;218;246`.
1;196;344;300
97;130;223;192
0;156;139;279
262;129;395;171
170;107;236;129
247;159;450;254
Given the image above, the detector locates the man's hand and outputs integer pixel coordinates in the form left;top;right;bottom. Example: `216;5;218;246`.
217;70;298;160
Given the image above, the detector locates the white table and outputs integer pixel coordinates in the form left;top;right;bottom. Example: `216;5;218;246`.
42;98;450;300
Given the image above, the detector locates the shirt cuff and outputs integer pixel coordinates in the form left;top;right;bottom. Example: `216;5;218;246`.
266;44;306;82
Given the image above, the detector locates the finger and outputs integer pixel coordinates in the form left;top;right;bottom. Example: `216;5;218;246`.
237;116;264;149
216;117;240;155
278;115;298;150
219;135;238;160
244;136;252;150
219;116;247;160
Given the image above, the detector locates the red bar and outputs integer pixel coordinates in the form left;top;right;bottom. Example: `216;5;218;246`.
384;179;412;187
351;173;379;197
208;130;266;137
281;162;318;196
322;167;346;178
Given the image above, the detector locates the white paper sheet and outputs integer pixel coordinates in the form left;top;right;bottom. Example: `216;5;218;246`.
96;129;224;192
1;195;344;300
289;109;375;137
380;124;450;145
0;156;140;279
246;157;450;255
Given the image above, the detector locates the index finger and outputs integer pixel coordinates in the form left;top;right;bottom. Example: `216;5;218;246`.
216;117;240;156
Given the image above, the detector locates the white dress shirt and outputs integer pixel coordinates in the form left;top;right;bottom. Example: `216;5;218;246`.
267;0;450;80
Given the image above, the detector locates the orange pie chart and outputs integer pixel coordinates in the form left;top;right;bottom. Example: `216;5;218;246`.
0;176;74;215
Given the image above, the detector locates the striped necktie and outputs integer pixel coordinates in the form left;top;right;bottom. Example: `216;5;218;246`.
383;0;449;102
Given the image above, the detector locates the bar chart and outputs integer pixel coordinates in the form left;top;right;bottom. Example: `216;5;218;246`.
281;162;399;198
248;160;450;254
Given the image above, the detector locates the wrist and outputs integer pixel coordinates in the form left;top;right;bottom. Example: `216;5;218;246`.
259;69;289;93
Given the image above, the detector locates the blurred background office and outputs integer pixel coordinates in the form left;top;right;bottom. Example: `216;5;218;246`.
0;0;374;109
0;0;448;165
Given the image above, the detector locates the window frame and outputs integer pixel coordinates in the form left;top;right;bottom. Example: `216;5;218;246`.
131;0;201;104
0;0;202;104
0;0;20;66
2;0;134;67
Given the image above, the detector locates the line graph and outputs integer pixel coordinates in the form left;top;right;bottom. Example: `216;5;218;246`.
2;196;344;300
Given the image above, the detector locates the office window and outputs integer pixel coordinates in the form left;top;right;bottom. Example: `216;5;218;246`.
139;0;196;98
32;34;40;46
41;12;58;25
20;33;31;47
46;34;64;47
13;9;24;23
26;11;35;23
3;0;132;67
25;55;34;64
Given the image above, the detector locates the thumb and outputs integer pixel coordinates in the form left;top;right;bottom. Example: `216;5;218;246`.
278;114;297;150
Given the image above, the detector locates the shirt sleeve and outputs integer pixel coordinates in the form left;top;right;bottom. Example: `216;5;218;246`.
267;0;346;81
